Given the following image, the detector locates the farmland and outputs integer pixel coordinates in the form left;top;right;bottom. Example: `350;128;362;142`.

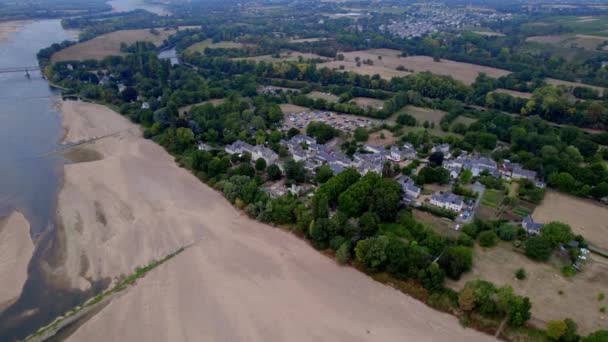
52;28;177;62
481;189;504;208
545;78;607;95
449;243;608;335
533;190;608;250
178;99;225;115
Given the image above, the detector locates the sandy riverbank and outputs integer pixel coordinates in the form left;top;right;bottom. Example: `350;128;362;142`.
0;211;34;311
57;100;496;341
0;21;30;42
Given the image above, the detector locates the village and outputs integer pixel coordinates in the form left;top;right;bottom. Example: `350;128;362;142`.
214;121;547;231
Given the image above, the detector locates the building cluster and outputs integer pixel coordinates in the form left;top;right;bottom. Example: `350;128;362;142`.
225;140;279;166
439;145;545;188
282;110;376;132
380;3;512;38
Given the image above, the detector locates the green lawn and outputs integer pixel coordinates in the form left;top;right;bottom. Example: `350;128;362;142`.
482;189;504;208
512;206;532;217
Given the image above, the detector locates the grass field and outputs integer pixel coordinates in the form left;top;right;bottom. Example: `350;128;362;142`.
350;97;384;110
306;91;339;102
449;243;608;335
279;103;310;113
186;39;250;53
399;105;446;126
522;15;608;38
367;129;398;146
179;99;225;115
452;115;477;126
52;28;177;62
481;189;504;208
494;89;534;99
533;190;608;250
545;78;606;94
413;209;460;238
235;51;329;63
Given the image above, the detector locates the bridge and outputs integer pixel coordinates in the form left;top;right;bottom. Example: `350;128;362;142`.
0;66;42;74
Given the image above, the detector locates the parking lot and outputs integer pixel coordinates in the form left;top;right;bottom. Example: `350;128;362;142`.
281;109;380;132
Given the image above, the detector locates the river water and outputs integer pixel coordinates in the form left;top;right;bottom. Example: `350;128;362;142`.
0;0;170;337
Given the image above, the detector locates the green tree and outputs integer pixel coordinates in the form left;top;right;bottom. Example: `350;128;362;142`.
541;222;574;247
583;330;608;342
418;262;445;292
525;236;553;261
285;159;307;183
439;246;473;280
478;230;498;247
547;320;568;340
355;236;390;272
353;127;369;142
359;212;380;238
255;158;267;171
315;165;334;184
267;164;282;180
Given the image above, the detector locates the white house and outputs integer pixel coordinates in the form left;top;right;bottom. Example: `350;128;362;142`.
430;192;463;212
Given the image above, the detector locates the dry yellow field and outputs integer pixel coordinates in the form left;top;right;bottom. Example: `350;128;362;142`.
179;99;225;115
546;78;607;95
318;49;510;84
52;28;176;62
450;243;608;335
533;190;608;250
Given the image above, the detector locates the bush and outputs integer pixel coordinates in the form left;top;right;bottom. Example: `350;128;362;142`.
515;268;527;280
478;230;498;247
457;233;474;247
336;241;351;264
561;266;576;277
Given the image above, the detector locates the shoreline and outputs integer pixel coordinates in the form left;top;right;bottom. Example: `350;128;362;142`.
48;100;497;341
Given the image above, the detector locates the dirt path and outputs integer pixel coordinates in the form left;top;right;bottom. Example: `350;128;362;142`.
57;101;497;341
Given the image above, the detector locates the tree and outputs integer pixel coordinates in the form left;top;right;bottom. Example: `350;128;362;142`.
358;212;380;238
122;86;138;102
547;320;568;340
255;158;267;171
267;164;282;180
583;330;608;342
525;236;553;261
418;262;445;292
285;159;307;183
460;169;473;184
429;151;444;167
478;230;498;247
353;127;369;142
459;286;476;312
515;268;527;280
439;246;473;280
174;127;194;153
497;224;516;241
541;222;574;248
306;121;337;144
315;165;334;184
355;236;390;272
312;192;329;219
369;178;402;221
309;218;330;249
